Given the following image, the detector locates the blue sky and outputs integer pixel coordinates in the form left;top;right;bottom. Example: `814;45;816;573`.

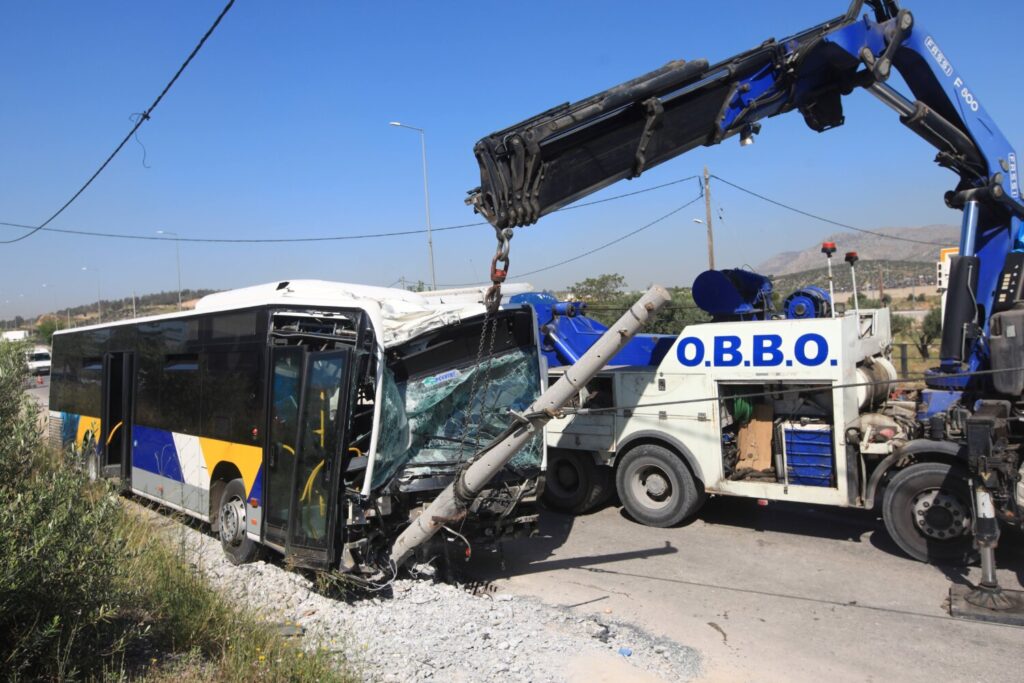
2;1;1022;319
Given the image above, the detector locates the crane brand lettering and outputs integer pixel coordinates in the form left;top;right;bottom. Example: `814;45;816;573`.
676;333;838;369
925;36;954;77
1009;153;1020;199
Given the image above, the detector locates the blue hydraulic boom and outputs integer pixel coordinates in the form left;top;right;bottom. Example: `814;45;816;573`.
468;0;1022;386
469;1;1024;620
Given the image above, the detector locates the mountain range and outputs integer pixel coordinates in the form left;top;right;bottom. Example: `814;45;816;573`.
755;225;958;276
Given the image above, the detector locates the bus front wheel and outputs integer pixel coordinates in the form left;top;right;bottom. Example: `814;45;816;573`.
218;478;260;565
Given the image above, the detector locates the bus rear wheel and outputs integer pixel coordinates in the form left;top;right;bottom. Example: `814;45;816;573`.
882;462;973;564
218;478;260;565
616;444;705;527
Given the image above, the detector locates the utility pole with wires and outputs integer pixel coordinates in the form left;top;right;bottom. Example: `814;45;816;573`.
703;166;716;270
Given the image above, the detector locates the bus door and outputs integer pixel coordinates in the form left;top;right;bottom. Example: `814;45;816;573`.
100;351;134;484
265;347;352;569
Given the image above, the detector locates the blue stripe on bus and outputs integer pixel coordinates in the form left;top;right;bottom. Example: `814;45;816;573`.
132;425;184;483
249;466;263;502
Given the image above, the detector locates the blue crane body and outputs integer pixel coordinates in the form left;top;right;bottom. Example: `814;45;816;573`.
471;1;1024;620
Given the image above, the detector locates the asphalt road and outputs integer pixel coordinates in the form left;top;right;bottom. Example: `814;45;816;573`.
28;377;1022;680
27;374;49;410
465;499;1024;683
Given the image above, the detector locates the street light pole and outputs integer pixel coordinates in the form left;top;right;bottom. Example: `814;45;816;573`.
157;230;183;310
389;121;437;290
81;267;101;323
41;283;60;327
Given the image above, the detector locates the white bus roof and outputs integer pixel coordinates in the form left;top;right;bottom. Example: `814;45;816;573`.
54;279;533;347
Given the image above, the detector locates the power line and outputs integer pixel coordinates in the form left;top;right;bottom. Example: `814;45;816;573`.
0;174;699;244
711;174;956;248
1;0;236;245
557;176;700;212
517;193;705;277
0;219;484;244
428;193;705;288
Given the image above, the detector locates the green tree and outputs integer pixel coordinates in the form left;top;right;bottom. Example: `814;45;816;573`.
914;306;943;359
35;317;65;345
890;313;914;338
568;273;627;303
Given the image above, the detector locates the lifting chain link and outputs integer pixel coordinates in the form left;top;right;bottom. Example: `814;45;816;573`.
484;227;514;315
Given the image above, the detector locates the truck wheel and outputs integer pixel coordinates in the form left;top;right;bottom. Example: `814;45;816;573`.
542;449;611;514
882;462;973;564
616;444;705;527
219;478;260;565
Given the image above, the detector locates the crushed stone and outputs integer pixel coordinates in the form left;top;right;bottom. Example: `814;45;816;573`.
142;504;702;682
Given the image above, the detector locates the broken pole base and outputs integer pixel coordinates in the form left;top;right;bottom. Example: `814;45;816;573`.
949;584;1024;626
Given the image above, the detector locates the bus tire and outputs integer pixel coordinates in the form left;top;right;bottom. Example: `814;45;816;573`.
616;444;704;527
882;461;973;564
218;478;260;565
542;449;609;514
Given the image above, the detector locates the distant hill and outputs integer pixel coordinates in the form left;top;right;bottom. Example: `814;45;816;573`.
771;260;936;296
756;225;958;276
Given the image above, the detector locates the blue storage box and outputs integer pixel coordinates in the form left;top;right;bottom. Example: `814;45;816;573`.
782;423;834;487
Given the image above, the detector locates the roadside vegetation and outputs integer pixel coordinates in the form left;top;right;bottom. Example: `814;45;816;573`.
0;341;353;682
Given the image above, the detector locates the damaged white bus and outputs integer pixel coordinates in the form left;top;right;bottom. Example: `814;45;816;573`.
49;281;544;577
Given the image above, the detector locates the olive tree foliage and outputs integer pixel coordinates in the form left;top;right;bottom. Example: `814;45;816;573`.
914;306;943;359
0;340;128;679
890;313;915;338
565;274;710;334
0;342;38;475
35;316;65;345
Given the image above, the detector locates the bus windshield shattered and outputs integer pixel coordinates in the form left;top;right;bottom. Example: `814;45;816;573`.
49;281;544;578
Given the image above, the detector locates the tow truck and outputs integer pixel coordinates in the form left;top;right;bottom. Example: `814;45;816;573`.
465;0;1024;622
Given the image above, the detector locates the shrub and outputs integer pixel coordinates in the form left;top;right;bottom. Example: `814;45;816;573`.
0;341;351;681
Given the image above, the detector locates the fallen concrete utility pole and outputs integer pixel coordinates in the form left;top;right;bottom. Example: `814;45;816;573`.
390;284;672;567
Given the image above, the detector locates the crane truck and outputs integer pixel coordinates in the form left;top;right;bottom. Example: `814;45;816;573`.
466;0;1024;622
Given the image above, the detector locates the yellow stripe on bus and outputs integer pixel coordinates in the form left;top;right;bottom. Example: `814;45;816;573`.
76;415;102;450
198;437;263;498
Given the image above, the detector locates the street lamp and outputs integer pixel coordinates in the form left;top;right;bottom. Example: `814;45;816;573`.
41;283;64;328
156;230;182;310
81;266;101;323
389;121;437;290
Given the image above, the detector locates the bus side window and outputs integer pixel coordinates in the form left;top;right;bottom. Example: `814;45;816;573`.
201;347;262;443
161;354;201;435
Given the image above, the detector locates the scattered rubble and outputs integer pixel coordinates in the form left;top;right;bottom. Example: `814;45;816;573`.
146;505;702;682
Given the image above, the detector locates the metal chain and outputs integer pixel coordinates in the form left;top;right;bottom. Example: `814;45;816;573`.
484;227;514;315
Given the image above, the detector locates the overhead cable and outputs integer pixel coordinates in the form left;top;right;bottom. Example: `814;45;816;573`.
517;193;705;277
427;193;705;288
1;0;236;245
0;173;699;244
711;174;956;247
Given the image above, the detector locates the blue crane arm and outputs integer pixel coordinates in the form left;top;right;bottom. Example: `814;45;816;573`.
467;0;1023;380
467;1;1021;229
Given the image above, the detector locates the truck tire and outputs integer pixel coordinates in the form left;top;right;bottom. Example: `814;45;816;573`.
542;449;612;514
218;478;260;565
616;444;705;527
882;462;973;564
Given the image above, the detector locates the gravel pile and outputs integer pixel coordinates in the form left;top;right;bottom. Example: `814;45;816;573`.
151;509;702;682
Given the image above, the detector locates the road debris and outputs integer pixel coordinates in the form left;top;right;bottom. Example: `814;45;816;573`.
144;503;702;682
